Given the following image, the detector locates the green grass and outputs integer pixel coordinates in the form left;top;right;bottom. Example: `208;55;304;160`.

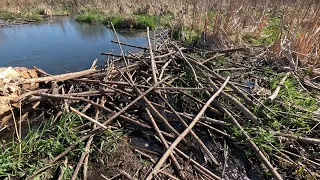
249;74;318;152
0;112;83;178
103;14;157;29
228;71;320;154
267;76;318;131
76;11;161;29
243;12;282;45
0;112;124;179
0;12;15;20
75;10;104;23
135;14;156;29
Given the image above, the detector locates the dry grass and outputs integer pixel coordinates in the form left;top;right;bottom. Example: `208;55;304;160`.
2;0;320;70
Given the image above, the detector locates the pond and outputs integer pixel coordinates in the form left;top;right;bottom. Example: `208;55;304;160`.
0;17;148;74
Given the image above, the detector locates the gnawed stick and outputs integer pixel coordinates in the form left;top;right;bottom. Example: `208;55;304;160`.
26;165;53;180
39;92;175;138
135;149;156;163
71;135;94;180
90;59;98;69
273;154;320;178
33;66;51;76
198;121;235;140
21;68;96;84
281;150;320;167
145;76;230;180
159;171;180;180
83;98;104;180
83;154;90;180
122;72;182;139
131;81;182;140
111;40;152;51
7;89;49;103
172;42;199;83
21;101;40;120
204;47;247;54
175;88;221;115
58;157;68;180
268;72;290;102
48;134;91;164
120;170;138;180
101;80;218;91
147;27;158;84
71;98;100;180
70;107;108;129
278;133;320;145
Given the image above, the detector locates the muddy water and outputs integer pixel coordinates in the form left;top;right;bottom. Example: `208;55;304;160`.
0;17;148;74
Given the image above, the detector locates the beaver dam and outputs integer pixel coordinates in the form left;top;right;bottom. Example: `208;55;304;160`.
0;26;319;180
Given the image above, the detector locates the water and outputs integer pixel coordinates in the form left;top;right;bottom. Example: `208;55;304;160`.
0;17;148;74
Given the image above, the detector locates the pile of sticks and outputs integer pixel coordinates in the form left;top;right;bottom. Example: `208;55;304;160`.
3;27;320;180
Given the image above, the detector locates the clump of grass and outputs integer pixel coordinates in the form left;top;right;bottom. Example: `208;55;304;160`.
0;112;125;179
0;12;15;20
0;112;83;178
264;75;319;133
103;16;136;28
103;14;157;29
75;10;104;23
77;10;159;29
25;12;42;21
135;14;156;29
228;71;319;155
243;12;282;45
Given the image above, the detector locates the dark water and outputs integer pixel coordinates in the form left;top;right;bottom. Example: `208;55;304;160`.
0;17;148;74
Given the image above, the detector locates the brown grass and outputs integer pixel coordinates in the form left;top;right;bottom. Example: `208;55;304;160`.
2;0;320;69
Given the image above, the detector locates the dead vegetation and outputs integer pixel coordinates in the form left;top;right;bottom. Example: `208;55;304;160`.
3;0;320;72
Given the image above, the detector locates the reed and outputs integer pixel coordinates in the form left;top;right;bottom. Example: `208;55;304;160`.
2;0;320;70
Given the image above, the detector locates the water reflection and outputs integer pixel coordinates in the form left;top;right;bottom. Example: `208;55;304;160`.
0;17;147;74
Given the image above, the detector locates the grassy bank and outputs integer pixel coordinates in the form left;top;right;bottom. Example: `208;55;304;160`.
74;10;169;29
0;7;71;21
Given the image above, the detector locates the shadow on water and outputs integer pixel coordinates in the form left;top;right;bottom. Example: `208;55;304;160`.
0;17;148;74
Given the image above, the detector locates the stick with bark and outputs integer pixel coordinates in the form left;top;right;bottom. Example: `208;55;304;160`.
21;69;96;84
